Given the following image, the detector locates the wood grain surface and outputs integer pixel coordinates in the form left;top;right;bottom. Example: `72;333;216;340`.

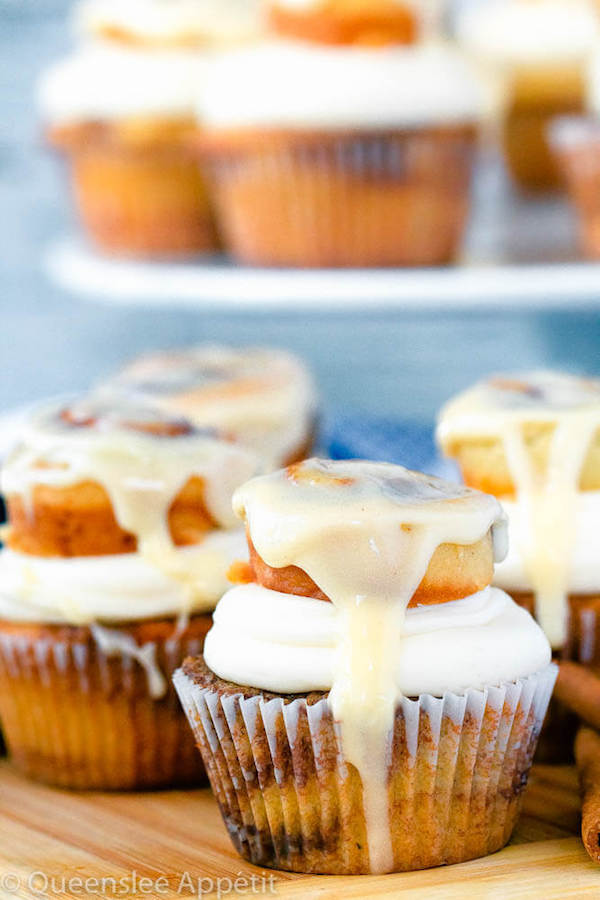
0;761;598;899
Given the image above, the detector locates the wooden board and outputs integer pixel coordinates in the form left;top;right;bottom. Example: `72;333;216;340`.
0;760;598;899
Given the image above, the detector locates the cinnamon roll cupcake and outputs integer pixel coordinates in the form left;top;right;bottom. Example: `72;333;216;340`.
196;2;481;267
174;459;554;874
0;396;259;789
97;345;318;468
438;373;600;755
37;0;260;257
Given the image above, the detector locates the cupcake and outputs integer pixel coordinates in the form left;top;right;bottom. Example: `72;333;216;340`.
174;458;554;874
96;344;318;468
0;396;259;789
38;0;260;258
458;0;599;191
196;2;482;267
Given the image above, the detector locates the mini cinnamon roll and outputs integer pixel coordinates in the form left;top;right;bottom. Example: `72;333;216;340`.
96;344;318;468
175;458;553;875
0;395;260;790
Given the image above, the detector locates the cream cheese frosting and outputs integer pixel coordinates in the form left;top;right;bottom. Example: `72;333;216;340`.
0;530;246;624
227;458;516;873
74;0;262;47
97;345;317;468
437;371;600;648
199;40;483;129
205;583;550;697
495;493;600;595
458;0;599;67
38;44;207;124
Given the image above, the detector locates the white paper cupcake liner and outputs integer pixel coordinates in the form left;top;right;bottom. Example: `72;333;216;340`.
201;127;476;267
174;662;557;874
0;621;208;790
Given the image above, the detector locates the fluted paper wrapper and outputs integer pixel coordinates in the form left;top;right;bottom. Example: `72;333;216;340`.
0;620;209;790
201;128;475;268
174;664;556;874
61;139;218;258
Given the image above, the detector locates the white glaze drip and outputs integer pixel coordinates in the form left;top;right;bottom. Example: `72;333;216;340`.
233;458;506;874
90;623;166;698
438;371;600;647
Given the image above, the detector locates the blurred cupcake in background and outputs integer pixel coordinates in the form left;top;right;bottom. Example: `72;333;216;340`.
437;372;600;758
97;345;318;468
0;396;260;789
196;0;483;267
458;0;599;192
38;0;262;258
550;47;600;259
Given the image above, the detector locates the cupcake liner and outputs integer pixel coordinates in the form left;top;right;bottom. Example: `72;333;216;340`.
0;618;210;790
174;663;556;874
511;591;600;762
51;126;219;258
201;128;476;267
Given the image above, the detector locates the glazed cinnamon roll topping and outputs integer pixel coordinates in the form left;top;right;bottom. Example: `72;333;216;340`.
1;398;260;608
96;345;317;467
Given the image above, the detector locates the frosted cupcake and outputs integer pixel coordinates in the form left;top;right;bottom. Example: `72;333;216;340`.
175;458;554;874
458;0;599;191
37;0;260;257
97;345;318;468
0;396;259;789
196;1;482;267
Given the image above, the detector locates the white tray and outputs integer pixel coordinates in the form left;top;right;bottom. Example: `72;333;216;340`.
45;239;600;311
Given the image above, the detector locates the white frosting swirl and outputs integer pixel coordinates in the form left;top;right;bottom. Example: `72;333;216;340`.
204;583;550;696
38;44;207;124
458;0;599;67
200;40;482;129
0;529;246;624
495;493;600;595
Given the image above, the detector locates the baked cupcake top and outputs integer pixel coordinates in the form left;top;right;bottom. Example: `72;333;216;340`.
203;458;549;873
458;0;599;68
438;371;600;647
96;345;317;467
73;0;262;48
0;397;259;624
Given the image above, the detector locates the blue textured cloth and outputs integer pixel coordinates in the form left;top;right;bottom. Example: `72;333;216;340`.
325;416;458;480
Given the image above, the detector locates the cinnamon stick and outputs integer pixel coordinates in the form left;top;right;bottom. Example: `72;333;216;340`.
575;727;600;863
554;661;600;731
